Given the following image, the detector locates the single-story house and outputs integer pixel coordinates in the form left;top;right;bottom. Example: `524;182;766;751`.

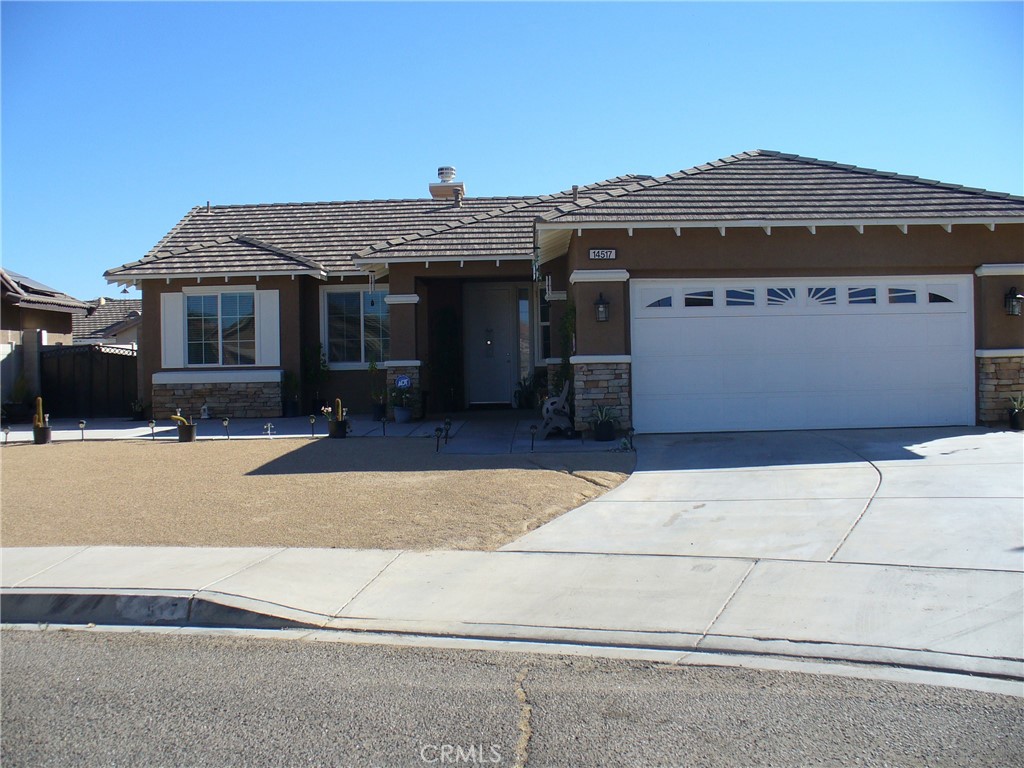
104;150;1024;432
73;298;143;346
1;268;88;404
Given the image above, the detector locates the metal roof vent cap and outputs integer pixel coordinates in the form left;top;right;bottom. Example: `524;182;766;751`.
437;166;456;183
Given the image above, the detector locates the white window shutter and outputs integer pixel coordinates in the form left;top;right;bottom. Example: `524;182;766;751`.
256;290;280;367
160;293;185;368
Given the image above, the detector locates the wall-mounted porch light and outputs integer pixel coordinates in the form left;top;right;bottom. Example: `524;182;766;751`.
594;292;610;323
1004;287;1023;316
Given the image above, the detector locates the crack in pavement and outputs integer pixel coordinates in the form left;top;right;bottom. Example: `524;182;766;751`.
513;669;533;768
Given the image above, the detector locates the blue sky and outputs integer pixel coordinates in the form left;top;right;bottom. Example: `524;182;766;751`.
2;1;1021;301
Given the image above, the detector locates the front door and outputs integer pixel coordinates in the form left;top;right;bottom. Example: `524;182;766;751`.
464;284;516;405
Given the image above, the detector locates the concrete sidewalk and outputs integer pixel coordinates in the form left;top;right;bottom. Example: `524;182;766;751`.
3;543;1021;685
0;413;614;454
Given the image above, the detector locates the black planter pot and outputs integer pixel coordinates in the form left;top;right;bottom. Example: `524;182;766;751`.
177;424;197;442
593;421;616;442
32;426;52;445
1009;410;1024;431
328;419;348;438
393;406;412;424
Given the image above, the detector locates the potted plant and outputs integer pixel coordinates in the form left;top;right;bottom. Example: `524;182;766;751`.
368;360;386;421
32;396;51;445
390;386;413;424
130;399;146;421
1009;393;1024;431
322;398;350;438
588;404;620;442
514;374;539;410
170;411;197;442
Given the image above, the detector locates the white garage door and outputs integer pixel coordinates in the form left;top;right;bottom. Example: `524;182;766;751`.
630;276;974;433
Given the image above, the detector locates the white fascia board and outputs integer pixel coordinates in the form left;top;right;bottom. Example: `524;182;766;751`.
536;217;1021;233
570;269;630;284
383;360;421;368
975;348;1024;357
353;255;533;267
154;369;283;384
975;263;1024;277
108;269;324;284
384;294;420;305
570;355;632;364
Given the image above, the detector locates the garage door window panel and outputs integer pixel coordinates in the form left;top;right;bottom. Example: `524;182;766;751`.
684;290;715;308
848;287;877;305
888;288;917;304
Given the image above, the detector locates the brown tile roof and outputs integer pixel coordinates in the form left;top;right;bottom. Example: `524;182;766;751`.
73;298;142;341
105;177;648;281
1;269;88;314
354;176;646;263
539;150;1024;225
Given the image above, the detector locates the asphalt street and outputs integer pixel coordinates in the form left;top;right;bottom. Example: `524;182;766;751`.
2;629;1021;768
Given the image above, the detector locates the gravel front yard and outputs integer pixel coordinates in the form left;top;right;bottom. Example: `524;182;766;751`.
1;438;633;550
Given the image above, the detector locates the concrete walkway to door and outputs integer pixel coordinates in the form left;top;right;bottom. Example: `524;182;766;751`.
504;427;1024;680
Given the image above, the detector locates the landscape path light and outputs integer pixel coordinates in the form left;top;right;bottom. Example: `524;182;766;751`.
308;414;316;438
222;417;230;439
78;420;86;441
148;420;156;440
530;424;538;452
443;416;452;444
434;426;443;452
627;427;636;451
3;425;9;445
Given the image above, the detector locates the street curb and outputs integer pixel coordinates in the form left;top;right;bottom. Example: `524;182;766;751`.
4;588;1022;685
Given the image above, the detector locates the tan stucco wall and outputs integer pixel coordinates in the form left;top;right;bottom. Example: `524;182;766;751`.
564;223;1024;353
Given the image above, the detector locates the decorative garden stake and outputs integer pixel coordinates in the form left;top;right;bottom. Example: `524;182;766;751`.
222;417;230;439
264;422;275;439
79;420;86;441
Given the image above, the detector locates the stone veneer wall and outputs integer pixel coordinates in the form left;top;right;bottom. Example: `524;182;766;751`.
386;365;422;419
152;381;282;420
977;355;1024;424
572;362;632;433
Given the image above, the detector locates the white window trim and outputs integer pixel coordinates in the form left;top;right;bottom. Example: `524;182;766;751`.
181;285;261;368
320;284;390;370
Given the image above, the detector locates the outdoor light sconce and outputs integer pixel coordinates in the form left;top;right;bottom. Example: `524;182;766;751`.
78;420;86;441
594;292;610;322
148;419;156;440
308;414;317;438
1004;287;1023;316
222;417;230;439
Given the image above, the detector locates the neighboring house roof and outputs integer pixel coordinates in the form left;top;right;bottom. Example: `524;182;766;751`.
0;269;88;314
73;298;143;342
538;150;1024;226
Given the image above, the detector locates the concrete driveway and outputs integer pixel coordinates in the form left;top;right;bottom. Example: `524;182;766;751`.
503;427;1024;679
505;427;1024;571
